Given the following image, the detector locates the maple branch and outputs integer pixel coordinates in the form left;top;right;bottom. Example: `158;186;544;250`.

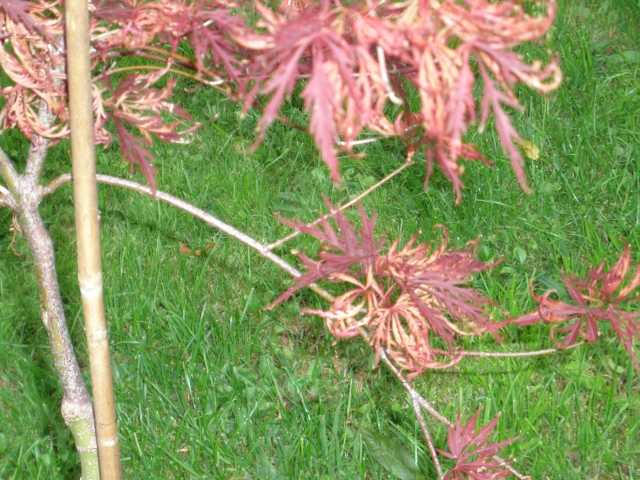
41;171;544;479
25;104;53;181
411;395;444;479
101;65;225;87
101;46;230;90
0;146;20;195
42;173;334;303
41;174;70;196
460;342;583;359
113;45;195;66
378;349;530;480
266;158;414;251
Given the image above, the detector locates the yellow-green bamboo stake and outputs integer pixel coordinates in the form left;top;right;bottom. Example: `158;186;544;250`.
64;1;122;478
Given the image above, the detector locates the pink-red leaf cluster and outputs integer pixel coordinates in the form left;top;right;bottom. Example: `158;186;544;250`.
271;202;503;377
1;0;561;196
513;246;640;368
440;411;514;480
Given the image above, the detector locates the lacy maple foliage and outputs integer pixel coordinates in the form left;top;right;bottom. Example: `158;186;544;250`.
237;0;562;200
1;0;560;200
511;246;640;368
275;203;640;376
270;201;505;378
272;203;639;476
3;1;638;478
440;412;513;480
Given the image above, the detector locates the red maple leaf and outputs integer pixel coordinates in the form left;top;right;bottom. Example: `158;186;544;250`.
114;119;157;193
512;246;640;368
271;203;504;376
0;0;47;37
440;411;514;480
302;48;340;181
269;199;382;307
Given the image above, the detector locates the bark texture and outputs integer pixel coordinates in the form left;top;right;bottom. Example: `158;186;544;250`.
14;177;99;480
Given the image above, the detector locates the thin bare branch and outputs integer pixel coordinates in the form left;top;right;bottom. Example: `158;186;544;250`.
25;103;53;180
40;174;70;197
461;342;582;359
411;395;443;479
377;46;403;105
0;184;16;209
494;455;532;480
101;65;225;87
42;173;334;303
378;348;453;426
266;158;414;251
0;146;20;195
378;348;533;478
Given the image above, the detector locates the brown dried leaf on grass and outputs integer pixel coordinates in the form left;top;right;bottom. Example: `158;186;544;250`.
270;201;504;377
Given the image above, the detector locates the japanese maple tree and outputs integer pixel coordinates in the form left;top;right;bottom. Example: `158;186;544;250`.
0;0;637;478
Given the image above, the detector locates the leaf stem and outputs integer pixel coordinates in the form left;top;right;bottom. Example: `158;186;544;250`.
460;342;582;358
101;65;225;87
411;395;444;479
266;158;414;251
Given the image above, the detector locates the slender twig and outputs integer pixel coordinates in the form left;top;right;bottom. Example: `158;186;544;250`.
378;349;531;479
113;45;195;66
494;455;532;480
378;348;452;426
25;103;53;180
100;65;225;87
411;395;444;479
0;184;16;209
381;349;532;478
0;146;20;195
266;158;414;251
461;342;583;358
42;173;333;303
335;136;383;147
41;173;73;196
377;46;403;105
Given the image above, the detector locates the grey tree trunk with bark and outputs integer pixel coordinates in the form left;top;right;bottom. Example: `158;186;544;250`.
0;123;100;479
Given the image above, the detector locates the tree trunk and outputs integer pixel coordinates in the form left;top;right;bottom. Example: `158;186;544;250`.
14;178;99;480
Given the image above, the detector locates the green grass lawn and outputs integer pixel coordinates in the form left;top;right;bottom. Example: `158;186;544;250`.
1;0;639;478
